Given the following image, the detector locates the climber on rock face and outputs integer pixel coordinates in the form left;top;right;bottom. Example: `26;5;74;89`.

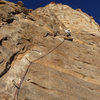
64;29;73;41
64;29;71;37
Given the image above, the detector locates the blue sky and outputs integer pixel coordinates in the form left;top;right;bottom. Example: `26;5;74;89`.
9;0;100;25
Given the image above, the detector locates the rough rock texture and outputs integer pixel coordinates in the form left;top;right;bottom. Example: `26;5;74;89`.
0;0;100;100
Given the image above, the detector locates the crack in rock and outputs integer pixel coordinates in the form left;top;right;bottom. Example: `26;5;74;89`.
30;81;49;90
0;51;19;78
0;59;4;64
0;37;8;46
29;81;66;94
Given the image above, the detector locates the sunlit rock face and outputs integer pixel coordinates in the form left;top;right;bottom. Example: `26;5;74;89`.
0;0;100;100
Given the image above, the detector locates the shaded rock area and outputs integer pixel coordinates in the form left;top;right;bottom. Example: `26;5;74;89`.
0;0;100;100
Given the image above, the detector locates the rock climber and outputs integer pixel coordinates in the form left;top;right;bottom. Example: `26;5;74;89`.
64;29;71;37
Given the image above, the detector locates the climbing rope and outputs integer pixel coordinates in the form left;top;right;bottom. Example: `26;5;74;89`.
13;39;65;100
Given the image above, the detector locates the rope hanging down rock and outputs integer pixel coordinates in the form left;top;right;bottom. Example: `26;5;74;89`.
13;39;65;100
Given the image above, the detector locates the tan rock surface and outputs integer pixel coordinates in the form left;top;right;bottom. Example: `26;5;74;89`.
0;1;100;100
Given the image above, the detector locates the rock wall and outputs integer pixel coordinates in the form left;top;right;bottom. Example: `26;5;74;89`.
0;0;100;100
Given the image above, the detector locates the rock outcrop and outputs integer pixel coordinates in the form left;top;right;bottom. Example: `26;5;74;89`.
0;0;100;100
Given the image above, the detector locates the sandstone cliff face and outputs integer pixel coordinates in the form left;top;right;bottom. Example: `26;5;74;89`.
0;0;100;100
